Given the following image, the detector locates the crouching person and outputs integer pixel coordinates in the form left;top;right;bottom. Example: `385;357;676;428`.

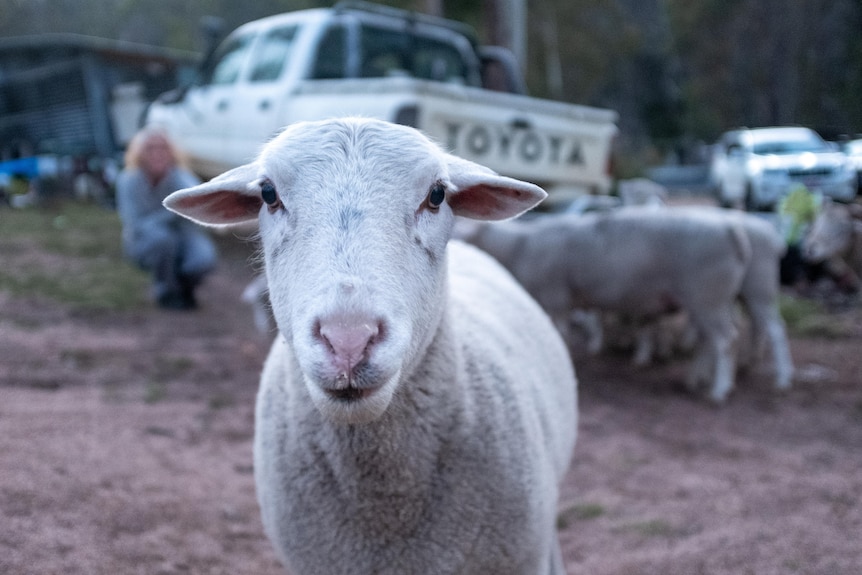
116;127;217;310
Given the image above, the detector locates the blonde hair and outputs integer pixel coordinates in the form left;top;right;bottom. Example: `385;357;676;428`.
124;126;190;170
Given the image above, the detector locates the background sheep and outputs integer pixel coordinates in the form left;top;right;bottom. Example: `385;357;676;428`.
802;199;862;294
457;207;764;403
163;118;578;575
688;207;793;388
616;177;668;208
241;274;273;334
462;204;794;396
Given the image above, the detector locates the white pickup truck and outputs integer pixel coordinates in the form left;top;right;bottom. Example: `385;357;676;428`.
145;1;618;207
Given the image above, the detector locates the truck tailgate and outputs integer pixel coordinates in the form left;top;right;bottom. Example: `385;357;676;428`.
291;78;618;194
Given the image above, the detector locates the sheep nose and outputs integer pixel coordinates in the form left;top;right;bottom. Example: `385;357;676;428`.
317;317;380;376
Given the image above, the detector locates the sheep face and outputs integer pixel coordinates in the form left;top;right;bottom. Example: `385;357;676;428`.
164;118;546;424
803;202;853;262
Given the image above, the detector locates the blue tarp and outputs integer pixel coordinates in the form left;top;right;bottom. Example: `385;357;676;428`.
0;156;59;178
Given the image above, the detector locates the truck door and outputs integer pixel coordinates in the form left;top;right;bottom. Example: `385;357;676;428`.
722;142;749;206
231;24;301;163
182;32;255;170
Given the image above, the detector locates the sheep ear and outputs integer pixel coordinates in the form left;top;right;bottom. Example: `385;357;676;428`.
445;154;547;221
163;163;262;227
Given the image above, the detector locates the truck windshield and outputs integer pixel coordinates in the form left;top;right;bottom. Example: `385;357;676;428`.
249;26;300;82
203;33;255;85
358;24;472;85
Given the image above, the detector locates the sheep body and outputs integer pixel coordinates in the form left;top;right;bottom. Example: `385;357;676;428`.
256;240;575;574
581;207;792;390
164;118;577;575
459;207;754;402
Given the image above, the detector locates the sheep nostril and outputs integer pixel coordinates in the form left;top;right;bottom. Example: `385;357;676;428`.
317;317;380;374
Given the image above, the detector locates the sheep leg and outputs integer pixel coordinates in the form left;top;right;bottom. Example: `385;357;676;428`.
767;317;794;390
709;335;737;403
569;309;604;355
632;321;656;366
548;540;566;575
685;342;711;392
760;309;794;390
744;301;794;391
242;275;273;334
689;310;738;403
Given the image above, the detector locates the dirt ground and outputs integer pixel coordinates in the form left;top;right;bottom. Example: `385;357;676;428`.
1;234;861;575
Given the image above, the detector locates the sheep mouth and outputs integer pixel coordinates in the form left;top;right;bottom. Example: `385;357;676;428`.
324;385;378;402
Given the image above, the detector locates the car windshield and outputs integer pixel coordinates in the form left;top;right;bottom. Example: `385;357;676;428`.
751;134;828;155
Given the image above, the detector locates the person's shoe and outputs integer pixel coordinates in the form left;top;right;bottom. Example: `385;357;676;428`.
178;275;200;309
157;290;195;310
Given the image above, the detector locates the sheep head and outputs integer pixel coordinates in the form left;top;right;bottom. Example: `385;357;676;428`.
803;201;854;263
164;118;546;424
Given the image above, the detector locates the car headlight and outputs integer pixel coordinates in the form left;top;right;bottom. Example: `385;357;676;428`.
745;158;764;176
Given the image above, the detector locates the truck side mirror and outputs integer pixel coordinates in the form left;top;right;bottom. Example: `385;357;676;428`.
193;15;227;87
727;144;745;158
200;16;227;61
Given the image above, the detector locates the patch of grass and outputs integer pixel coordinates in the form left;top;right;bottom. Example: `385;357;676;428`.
0;202;148;311
207;392;235;410
614;518;676;537
779;294;850;338
557;502;606;529
151;356;196;382
60;349;96;370
144;381;167;404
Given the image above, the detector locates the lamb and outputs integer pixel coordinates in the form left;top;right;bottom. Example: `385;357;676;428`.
457;206;766;403
163;118;578;575
802;199;862;293
561;207;790;375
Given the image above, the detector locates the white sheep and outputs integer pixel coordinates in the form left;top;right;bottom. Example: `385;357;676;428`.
618;208;792;384
458;205;795;399
457;207;759;403
163;118;578;575
802;199;862;293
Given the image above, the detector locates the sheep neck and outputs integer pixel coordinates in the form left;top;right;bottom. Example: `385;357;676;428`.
311;309;463;504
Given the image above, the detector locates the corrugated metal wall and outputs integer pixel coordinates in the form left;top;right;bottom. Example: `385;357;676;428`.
0;59;94;158
0;38;197;161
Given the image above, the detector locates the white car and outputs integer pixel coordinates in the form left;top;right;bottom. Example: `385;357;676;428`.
841;138;862;188
709;126;857;210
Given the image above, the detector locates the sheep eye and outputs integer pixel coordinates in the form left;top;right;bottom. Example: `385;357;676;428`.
260;179;284;214
261;180;279;206
427;181;446;210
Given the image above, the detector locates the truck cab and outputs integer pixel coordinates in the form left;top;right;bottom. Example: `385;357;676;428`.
146;1;617;204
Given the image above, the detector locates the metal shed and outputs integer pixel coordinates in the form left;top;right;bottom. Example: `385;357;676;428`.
0;33;199;163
